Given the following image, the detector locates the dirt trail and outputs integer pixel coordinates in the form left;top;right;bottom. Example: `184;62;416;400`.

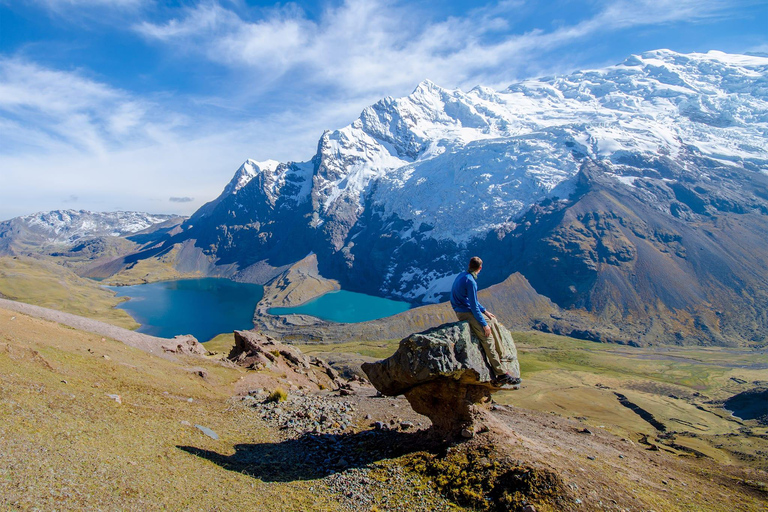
0;298;176;357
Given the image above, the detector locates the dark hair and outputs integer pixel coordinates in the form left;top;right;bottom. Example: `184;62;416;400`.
468;256;483;271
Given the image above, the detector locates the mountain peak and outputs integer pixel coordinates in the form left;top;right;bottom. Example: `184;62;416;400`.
222;159;280;197
412;79;441;94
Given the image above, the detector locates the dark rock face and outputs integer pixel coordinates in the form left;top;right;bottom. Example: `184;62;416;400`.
502;161;768;347
179;162;316;268
362;322;520;438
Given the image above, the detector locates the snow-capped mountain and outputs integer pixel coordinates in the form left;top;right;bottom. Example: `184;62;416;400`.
165;50;768;346
0;210;182;254
23;210;178;243
190;50;766;288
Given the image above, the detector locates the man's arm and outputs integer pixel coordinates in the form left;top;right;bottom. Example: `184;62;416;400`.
467;279;488;327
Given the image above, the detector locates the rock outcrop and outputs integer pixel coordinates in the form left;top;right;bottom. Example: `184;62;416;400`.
229;330;347;391
362;321;520;438
161;335;208;356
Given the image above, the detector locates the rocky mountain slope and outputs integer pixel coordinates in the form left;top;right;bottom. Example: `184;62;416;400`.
121;50;768;345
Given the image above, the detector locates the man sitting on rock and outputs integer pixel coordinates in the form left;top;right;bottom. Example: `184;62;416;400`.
451;256;520;386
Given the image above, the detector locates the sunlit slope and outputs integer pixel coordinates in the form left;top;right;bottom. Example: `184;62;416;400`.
298;331;768;471
0;256;138;329
0;307;336;510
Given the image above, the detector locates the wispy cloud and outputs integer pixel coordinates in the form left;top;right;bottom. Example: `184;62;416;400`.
30;0;146;9
0;54;364;220
0;58;185;156
134;0;740;96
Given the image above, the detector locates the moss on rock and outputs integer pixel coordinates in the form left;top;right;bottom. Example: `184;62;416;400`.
404;442;572;512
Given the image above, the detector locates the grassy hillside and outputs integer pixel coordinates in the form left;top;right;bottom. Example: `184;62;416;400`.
0;307;337;510
299;331;768;471
0;256;138;330
2;308;767;510
102;244;202;286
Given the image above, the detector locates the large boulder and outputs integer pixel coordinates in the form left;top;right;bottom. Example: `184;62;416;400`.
362;321;520;438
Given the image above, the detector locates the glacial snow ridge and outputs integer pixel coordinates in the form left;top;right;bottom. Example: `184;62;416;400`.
3;210;181;246
187;49;768;304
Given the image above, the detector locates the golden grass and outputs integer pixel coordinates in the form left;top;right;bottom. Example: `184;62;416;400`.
203;332;236;354
296;339;400;360
0;308;339;510
0;256;138;329
494;332;768;469
267;387;288;403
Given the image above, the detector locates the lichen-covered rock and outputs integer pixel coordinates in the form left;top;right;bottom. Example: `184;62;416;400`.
362;321;520;438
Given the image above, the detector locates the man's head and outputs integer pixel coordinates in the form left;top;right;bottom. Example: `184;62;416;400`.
468;256;483;272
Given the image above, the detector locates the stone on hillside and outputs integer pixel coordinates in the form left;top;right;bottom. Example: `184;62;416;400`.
230;330;347;391
195;424;219;440
362;321;520;438
230;330;311;368
161;335;208;356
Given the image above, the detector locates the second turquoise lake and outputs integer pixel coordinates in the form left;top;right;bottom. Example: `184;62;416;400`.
268;289;412;323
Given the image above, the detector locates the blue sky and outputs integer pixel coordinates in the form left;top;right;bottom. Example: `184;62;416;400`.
1;0;766;221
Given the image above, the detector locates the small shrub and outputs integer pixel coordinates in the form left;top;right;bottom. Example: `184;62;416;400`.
267;387;288;403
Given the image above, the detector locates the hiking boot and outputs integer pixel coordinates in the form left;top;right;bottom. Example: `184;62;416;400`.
494;373;521;386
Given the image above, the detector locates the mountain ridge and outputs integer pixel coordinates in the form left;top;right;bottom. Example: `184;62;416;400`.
14;49;768;347
0;209;184;251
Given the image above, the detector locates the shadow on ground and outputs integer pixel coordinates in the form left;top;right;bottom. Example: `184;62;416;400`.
178;428;440;482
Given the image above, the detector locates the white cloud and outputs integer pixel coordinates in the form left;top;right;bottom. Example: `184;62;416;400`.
134;2;237;40
0;55;366;221
0;58;186;156
31;0;146;8
134;0;740;96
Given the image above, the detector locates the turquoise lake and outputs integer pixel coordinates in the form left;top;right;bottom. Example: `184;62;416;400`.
107;279;413;340
268;289;412;323
107;278;264;342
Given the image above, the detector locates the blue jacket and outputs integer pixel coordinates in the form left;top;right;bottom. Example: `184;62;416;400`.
450;271;487;326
